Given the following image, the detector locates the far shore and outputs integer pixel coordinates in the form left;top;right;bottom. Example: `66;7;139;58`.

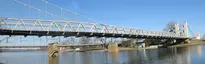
169;40;205;47
112;40;205;51
1;40;205;52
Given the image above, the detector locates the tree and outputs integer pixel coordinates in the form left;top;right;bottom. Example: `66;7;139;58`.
160;21;178;45
0;23;2;29
80;37;90;44
203;34;205;39
144;39;163;46
99;37;106;44
163;21;177;32
120;39;137;48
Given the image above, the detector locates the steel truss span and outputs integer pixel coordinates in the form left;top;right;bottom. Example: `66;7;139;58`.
0;17;187;39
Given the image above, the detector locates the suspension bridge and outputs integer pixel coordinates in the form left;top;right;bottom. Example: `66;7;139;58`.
0;0;192;49
0;1;198;64
0;17;187;39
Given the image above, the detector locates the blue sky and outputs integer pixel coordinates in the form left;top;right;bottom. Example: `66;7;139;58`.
0;0;205;35
0;0;205;45
47;0;205;35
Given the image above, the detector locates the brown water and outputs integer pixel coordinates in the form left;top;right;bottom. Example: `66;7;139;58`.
0;45;205;64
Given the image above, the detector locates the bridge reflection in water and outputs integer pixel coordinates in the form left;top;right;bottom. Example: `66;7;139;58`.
0;45;204;64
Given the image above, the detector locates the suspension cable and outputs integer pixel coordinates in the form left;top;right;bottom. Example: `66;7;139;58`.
13;0;143;30
188;25;194;36
13;0;105;25
13;0;67;20
41;0;103;24
41;0;137;29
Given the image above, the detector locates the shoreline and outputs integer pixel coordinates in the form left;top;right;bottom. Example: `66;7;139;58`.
169;40;205;48
114;40;205;51
1;40;205;52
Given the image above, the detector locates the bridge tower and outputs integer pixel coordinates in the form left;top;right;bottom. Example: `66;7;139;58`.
183;22;189;37
174;22;190;44
174;23;180;35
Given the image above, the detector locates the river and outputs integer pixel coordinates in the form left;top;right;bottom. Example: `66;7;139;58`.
0;45;205;64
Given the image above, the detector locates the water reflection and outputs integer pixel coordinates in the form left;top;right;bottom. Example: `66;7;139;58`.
107;46;193;64
105;46;194;64
158;46;191;64
195;45;202;56
0;45;204;64
108;52;119;64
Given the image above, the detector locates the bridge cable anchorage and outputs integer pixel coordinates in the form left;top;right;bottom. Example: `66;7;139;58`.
13;0;67;20
41;0;104;24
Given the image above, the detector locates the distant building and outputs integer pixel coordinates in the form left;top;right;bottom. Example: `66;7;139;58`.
193;33;201;39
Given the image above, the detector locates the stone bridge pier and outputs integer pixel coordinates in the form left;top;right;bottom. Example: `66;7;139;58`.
108;43;119;52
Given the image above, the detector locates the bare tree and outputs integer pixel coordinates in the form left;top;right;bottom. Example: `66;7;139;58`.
0;23;2;29
203;34;205;39
70;37;75;44
99;37;106;44
80;37;90;44
163;21;177;32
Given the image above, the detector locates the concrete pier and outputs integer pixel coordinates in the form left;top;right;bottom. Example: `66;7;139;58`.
108;43;119;52
48;43;59;64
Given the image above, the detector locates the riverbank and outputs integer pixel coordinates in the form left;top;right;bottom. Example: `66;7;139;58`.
64;40;205;52
169;40;205;48
102;46;159;51
114;40;205;51
1;40;204;52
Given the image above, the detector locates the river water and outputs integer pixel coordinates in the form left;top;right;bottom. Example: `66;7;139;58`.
0;45;205;64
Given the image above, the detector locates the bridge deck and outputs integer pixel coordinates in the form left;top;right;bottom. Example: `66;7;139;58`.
0;29;187;39
0;17;189;39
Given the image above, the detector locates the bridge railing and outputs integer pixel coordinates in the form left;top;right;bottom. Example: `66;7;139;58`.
0;17;185;38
